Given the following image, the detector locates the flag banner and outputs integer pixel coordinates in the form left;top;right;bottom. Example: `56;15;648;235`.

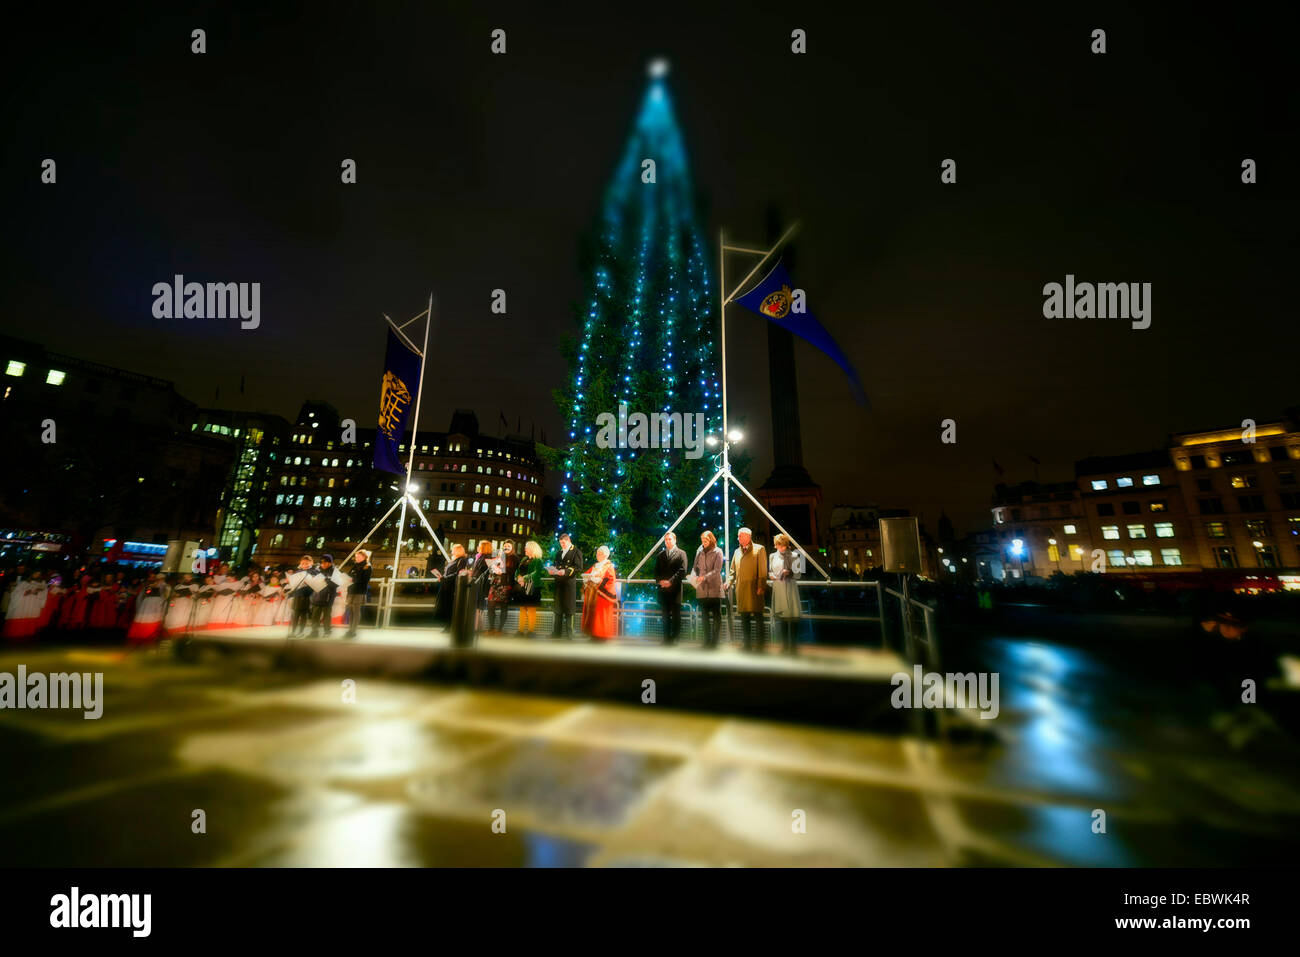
733;259;867;406
373;327;421;474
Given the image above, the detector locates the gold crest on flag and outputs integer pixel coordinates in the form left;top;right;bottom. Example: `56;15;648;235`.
377;371;412;439
760;284;793;319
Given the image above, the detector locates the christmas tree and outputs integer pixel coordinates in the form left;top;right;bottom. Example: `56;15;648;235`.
543;63;746;575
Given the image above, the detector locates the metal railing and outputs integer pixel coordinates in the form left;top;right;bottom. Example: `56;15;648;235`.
369;575;889;646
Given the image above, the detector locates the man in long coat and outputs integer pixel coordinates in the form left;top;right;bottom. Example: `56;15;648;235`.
727;527;767;652
549;533;583;638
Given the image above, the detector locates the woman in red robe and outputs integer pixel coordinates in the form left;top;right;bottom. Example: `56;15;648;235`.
581;546;619;642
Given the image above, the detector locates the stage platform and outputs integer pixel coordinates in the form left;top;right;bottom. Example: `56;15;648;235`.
178;627;911;730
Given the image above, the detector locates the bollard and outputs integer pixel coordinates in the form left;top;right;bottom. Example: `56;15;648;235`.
451;574;475;648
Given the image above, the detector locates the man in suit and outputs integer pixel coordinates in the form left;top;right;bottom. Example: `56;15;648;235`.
549;533;583;638
654;531;689;645
345;550;371;638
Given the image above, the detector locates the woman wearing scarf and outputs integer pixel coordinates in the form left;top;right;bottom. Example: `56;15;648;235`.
581;545;619;641
768;534;803;656
691;530;724;649
484;540;519;636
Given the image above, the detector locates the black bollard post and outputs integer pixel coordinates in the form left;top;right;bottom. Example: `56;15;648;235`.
451;574;475;648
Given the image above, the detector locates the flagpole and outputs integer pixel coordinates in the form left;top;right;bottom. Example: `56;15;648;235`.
388;294;433;619
718;229;730;569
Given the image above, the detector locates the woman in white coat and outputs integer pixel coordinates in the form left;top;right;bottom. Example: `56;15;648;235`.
768;534;802;656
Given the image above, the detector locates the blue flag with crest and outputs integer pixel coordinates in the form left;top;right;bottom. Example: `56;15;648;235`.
733;260;867;407
372;327;422;474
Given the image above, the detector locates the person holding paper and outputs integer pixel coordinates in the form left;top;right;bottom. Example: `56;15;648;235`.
582;545;619;641
485;540;518;635
434;544;469;629
654;531;689;645
309;554;340;638
287;555;317;637
768;534;803;656
691;530;724;649
513;541;546;635
549;533;583;638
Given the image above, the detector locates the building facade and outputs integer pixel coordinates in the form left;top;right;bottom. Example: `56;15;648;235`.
254;408;545;574
989;411;1300;578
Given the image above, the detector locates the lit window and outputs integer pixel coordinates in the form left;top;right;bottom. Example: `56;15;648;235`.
1069;544;1084;561
1116;477;1133;488
1102;525;1120;540
1204;522;1227;538
1127;524;1147;539
46;369;66;385
1154;522;1175;538
1149;500;1167;512
1091;480;1108;490
1131;549;1153;566
1160;548;1182;565
1108;549;1126;568
5;360;25;377
1047;543;1060;562
1063;524;1077;535
1142;474;1160;486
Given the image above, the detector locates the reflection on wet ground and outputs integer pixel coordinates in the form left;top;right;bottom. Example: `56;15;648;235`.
1;637;1298;866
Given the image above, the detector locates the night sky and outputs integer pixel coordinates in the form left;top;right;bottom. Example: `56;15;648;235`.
2;2;1295;538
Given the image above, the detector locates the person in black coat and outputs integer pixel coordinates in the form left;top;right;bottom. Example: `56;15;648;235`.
466;541;494;631
434;544;469;629
309;554;340;637
549;533;583;637
345;550;372;638
288;554;317;637
654;531;689;645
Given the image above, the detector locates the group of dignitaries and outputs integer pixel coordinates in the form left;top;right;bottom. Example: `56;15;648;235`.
426;527;803;654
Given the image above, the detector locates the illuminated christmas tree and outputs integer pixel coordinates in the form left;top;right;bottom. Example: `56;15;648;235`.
544;62;745;573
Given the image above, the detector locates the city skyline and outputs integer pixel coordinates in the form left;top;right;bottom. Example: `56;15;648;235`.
3;4;1295;539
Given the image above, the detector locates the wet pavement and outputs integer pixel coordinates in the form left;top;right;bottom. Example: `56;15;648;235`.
1;637;1298;866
